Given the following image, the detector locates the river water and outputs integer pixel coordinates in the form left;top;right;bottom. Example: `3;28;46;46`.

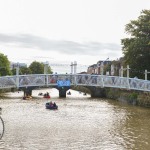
0;89;150;150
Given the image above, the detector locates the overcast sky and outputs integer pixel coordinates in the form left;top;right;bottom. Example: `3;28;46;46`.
0;0;149;73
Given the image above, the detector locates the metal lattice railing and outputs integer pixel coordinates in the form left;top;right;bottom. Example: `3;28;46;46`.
0;74;150;92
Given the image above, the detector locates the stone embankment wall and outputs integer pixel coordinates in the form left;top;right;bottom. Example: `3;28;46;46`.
105;88;150;108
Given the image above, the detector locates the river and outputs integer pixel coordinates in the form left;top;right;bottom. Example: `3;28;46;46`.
0;88;150;150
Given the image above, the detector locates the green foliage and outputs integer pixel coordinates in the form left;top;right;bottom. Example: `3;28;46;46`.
0;53;12;76
106;88;121;99
46;65;53;74
104;63;111;75
29;61;53;74
29;61;44;74
121;10;150;79
11;67;32;75
0;52;53;76
11;68;16;75
128;92;138;100
20;67;32;75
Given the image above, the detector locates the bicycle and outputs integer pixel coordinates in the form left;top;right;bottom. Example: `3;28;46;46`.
0;107;4;139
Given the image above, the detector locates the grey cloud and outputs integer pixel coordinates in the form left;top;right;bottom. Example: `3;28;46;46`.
0;33;121;55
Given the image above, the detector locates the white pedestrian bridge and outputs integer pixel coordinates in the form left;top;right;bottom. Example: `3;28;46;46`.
0;74;150;92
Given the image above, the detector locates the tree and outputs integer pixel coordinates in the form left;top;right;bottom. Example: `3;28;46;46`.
11;67;32;75
0;53;12;76
20;67;32;75
29;61;44;74
121;10;150;79
46;65;53;74
29;61;53;74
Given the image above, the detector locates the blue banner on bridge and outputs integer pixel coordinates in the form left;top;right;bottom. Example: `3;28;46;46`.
57;80;70;87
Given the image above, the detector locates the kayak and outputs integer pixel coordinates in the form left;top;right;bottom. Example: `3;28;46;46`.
43;95;51;99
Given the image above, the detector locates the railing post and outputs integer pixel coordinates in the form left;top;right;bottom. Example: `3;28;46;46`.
46;75;48;86
120;66;123;77
145;70;147;80
74;74;77;85
111;64;114;76
44;62;49;86
16;63;19;88
101;75;104;88
73;61;77;85
100;62;104;75
127;65;130;78
70;62;73;74
44;61;49;74
74;61;77;74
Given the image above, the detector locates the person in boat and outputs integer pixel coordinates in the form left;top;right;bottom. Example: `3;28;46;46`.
83;93;87;95
49;101;53;106
38;92;43;96
53;102;56;107
44;92;49;97
23;96;26;100
67;91;71;95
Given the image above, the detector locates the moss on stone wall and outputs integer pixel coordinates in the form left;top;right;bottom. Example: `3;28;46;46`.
105;88;150;108
137;92;150;107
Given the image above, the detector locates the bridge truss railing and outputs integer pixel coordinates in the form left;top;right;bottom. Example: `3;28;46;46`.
0;74;150;92
0;76;17;89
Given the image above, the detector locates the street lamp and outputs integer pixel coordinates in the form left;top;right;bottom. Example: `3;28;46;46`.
145;70;150;80
100;58;109;75
44;61;49;74
70;62;73;74
120;65;130;78
70;61;77;74
16;62;20;76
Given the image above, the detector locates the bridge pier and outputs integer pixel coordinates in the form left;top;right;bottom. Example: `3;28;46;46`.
58;87;70;98
23;87;33;97
88;87;106;98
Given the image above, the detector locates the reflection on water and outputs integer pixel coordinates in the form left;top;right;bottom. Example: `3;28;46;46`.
0;89;150;150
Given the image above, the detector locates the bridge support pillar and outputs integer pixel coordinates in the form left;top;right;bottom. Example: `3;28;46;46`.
23;87;33;97
88;87;106;98
58;87;70;98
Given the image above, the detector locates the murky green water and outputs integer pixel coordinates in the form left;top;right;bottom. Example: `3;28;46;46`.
0;89;150;150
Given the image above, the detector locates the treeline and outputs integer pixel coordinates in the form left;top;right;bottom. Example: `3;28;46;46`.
104;9;150;80
0;53;53;76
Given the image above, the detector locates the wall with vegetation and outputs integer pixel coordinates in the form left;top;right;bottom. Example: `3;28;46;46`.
105;88;150;108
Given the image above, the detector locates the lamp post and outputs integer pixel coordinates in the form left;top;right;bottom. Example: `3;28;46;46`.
70;61;77;74
74;61;77;74
120;65;130;78
127;65;130;78
100;58;109;75
44;61;49;74
16;62;19;76
16;62;20;89
120;66;123;77
145;70;150;80
70;62;73;74
111;64;115;76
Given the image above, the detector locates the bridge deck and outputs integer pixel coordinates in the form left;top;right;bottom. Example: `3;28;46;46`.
0;74;150;92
